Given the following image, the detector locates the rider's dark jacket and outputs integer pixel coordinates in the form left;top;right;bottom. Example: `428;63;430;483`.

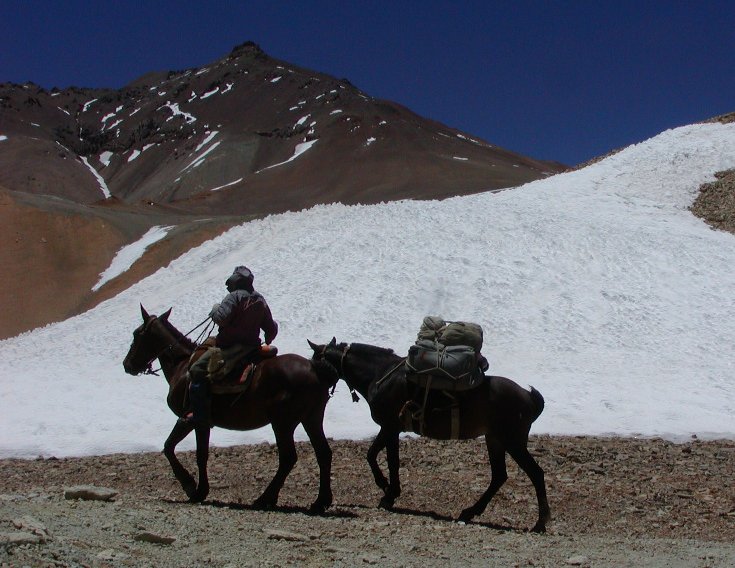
208;266;278;349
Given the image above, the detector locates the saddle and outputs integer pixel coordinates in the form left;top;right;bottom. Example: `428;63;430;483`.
399;377;488;440
212;344;279;394
188;340;278;394
401;338;488;439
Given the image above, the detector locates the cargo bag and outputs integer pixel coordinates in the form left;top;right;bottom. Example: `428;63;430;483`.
406;340;482;391
416;317;484;351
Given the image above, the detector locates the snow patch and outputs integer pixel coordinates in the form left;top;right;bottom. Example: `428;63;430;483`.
195;131;218;152
257;139;318;172
162;102;196;124
201;87;219;99
92;226;173;292
210;177;244;192
99;151;113;167
182;141;221;172
80;156;111;199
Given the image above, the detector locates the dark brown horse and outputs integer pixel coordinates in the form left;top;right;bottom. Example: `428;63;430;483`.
309;338;551;532
122;306;338;514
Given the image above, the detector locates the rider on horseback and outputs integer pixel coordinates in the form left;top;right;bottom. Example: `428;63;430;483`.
186;265;278;426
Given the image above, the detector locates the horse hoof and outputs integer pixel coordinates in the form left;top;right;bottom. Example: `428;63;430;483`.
378;496;395;510
189;486;209;504
458;508;475;523
307;503;326;516
530;522;547;534
252;497;276;511
181;479;198;500
307;495;332;516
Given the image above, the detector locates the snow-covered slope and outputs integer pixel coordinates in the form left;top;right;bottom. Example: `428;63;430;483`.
2;122;735;458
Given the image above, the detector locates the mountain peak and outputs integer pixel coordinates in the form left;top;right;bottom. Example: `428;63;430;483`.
228;40;267;61
0;44;563;215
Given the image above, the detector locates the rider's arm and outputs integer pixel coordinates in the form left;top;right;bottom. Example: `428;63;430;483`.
260;301;278;344
209;292;238;325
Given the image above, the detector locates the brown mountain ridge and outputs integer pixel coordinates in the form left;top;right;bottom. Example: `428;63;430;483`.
0;41;566;338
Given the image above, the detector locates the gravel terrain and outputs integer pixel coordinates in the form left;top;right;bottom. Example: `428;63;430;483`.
690;168;735;235
1;435;734;567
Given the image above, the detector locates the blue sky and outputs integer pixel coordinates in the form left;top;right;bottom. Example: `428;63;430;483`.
2;1;734;165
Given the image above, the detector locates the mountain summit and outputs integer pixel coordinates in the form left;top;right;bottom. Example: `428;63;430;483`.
0;41;563;214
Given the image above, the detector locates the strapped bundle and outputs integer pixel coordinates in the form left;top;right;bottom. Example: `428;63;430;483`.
406;316;485;391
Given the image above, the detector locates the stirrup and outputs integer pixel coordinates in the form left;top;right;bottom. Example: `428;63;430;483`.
238;363;255;384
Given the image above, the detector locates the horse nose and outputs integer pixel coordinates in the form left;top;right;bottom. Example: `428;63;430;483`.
122;358;135;375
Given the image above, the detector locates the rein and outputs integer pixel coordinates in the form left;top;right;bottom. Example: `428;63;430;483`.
142;316;213;376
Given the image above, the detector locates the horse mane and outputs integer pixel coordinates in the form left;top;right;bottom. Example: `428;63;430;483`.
349;342;397;358
159;316;197;351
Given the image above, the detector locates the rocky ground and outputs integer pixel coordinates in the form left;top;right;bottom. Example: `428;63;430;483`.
690;168;735;235
1;435;734;567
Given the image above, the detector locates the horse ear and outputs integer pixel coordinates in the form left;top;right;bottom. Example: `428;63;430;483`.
329;337;337;347
307;339;319;352
160;307;172;321
140;304;150;320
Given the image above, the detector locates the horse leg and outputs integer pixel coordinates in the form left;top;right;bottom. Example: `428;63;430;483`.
458;437;508;523
252;421;298;510
189;425;211;503
378;430;401;510
162;419;197;500
507;444;551;533
301;406;333;515
366;429;390;493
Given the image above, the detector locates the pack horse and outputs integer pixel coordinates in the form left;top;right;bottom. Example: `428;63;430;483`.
122;306;337;514
309;338;551;532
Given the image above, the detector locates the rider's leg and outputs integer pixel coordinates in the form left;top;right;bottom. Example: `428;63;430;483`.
185;349;214;427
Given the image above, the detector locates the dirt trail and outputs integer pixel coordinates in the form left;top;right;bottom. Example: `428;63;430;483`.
1;436;734;567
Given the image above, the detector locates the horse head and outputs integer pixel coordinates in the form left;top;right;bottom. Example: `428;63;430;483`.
308;337;344;372
122;304;174;375
309;338;403;403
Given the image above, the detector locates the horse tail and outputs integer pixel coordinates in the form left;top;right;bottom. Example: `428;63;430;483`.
528;386;545;422
312;359;339;389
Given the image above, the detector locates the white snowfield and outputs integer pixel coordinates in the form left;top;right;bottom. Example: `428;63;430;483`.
2;122;735;458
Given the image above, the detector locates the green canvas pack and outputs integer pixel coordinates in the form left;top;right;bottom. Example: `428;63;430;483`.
416;316;484;352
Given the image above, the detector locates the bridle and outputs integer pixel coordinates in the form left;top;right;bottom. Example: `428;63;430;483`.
132;316;213;376
316;342;361;402
316;342;407;403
